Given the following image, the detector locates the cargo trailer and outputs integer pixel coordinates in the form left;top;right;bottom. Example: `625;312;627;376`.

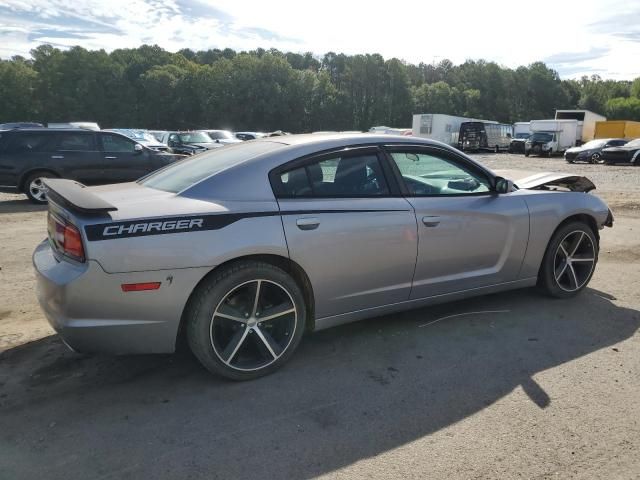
594;120;640;139
412;114;483;146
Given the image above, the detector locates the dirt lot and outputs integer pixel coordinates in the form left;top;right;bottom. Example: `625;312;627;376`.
0;154;639;479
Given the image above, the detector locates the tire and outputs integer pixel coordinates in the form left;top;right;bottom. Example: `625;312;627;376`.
589;152;601;164
566;158;574;164
495;145;499;153
538;221;598;298
524;151;530;157
186;260;307;380
23;171;57;204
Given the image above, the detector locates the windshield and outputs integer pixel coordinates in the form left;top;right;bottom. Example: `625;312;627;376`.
140;141;285;193
530;132;553;142
625;139;640;148
581;139;606;149
515;133;530;139
179;132;212;143
206;130;234;140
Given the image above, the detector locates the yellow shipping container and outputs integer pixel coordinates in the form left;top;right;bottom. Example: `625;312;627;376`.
594;121;640;139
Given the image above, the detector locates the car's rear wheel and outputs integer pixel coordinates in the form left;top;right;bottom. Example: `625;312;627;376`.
538;221;598;298
24;171;57;204
186;261;307;380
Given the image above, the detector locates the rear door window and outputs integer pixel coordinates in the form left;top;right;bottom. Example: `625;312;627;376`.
56;133;97;151
5;132;57;153
275;153;390;198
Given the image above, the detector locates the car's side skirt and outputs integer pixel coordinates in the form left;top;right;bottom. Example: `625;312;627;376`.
314;277;537;331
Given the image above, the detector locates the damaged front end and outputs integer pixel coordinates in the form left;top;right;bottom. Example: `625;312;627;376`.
514;172;597;193
493;170;613;228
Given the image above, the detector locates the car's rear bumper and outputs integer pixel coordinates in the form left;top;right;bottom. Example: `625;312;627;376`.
33;240;210;354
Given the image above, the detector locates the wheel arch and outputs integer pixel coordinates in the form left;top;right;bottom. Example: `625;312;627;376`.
555;213;600;244
18;168;60;192
535;212;601;278
175;254;315;350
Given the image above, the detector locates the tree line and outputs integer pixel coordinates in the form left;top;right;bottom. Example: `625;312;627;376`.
1;44;640;132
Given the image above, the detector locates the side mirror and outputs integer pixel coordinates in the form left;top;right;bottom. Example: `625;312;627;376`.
134;143;144;154
494;176;515;194
216;139;220;143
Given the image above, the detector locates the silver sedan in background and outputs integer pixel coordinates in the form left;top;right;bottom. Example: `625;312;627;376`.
34;134;612;380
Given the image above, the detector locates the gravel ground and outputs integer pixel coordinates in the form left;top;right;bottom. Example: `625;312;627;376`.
0;153;639;480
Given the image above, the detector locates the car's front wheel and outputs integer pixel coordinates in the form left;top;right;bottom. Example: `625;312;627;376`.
538;221;598;298
186;261;307;380
590;152;603;164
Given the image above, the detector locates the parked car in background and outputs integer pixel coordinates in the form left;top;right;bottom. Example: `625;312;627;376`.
565;138;627;164
148;130;169;142
601;138;640;165
158;131;223;155
33;133;612;380
0;128;183;203
106;129;171;152
199;130;242;145
0;122;44;129
508;132;530;153
235;131;266;141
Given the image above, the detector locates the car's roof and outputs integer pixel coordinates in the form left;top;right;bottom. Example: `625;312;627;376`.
254;132;434;147
170;133;466;203
4;127;100;133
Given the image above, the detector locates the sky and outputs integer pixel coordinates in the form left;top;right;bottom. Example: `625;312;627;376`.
1;0;639;80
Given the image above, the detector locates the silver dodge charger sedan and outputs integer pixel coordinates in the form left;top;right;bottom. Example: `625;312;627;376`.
34;134;613;380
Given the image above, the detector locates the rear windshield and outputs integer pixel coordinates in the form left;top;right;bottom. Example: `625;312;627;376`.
179;132;211;143
140;141;285;193
206;130;233;140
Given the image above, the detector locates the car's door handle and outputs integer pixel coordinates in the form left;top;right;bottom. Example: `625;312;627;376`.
104;156;117;159
51;155;64;159
422;216;441;227
296;217;320;230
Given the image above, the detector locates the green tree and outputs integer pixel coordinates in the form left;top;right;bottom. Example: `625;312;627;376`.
0;57;39;122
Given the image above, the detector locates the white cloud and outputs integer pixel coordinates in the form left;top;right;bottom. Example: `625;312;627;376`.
0;0;638;79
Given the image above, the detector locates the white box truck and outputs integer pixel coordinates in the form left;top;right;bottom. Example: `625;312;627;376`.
555;110;606;143
513;122;531;137
525;119;579;157
412;114;478;146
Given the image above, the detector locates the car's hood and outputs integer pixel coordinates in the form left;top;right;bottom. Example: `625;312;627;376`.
494;170;596;193
565;146;590;153
183;142;218;149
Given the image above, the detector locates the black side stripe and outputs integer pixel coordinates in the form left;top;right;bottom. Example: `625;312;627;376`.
84;209;411;241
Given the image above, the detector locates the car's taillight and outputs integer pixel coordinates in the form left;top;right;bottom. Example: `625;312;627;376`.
48;212;85;262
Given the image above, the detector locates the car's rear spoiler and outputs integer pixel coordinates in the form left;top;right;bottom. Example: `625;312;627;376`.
44;179;118;214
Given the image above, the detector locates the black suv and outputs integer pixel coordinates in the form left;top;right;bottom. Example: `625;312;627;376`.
0;128;184;203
